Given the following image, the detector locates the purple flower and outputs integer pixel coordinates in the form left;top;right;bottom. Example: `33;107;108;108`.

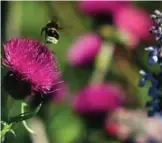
2;37;61;99
72;83;125;114
138;10;162;117
67;33;102;66
146;10;162;66
150;10;162;41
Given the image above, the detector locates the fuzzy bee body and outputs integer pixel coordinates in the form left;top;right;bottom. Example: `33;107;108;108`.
41;17;61;44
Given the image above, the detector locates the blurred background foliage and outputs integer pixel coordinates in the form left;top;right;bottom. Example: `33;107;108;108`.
1;1;162;143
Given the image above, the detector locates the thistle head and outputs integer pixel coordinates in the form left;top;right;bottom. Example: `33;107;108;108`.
2;37;61;99
72;83;125;115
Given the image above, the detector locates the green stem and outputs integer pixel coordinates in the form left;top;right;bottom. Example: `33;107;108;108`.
21;102;36;134
90;42;115;84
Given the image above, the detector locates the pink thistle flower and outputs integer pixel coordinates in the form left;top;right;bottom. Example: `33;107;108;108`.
67;33;102;66
2;37;61;99
72;83;125;115
78;1;130;16
114;5;152;48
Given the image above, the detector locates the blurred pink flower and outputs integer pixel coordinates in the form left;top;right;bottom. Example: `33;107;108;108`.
105;108;162;143
2;37;61;99
78;1;130;16
72;83;125;114
114;5;152;48
48;82;67;103
67;33;102;66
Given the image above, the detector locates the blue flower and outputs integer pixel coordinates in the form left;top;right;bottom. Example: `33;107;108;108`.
138;10;162;117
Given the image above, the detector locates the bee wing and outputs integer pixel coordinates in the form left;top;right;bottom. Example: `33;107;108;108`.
58;25;73;32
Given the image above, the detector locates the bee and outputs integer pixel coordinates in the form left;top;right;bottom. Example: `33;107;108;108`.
41;16;63;44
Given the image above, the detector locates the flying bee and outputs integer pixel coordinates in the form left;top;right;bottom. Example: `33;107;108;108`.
41;16;63;44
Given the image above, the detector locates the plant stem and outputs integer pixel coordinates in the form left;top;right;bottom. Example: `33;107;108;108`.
21;102;36;134
90;42;115;84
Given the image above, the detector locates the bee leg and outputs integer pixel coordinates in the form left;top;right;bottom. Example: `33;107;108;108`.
45;33;49;45
41;27;45;36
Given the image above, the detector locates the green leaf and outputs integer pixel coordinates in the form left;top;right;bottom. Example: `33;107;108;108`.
8;102;42;123
1;121;13;142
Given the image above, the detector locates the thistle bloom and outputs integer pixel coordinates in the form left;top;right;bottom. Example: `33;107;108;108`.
67;33;102;66
2;37;60;99
72;83;125;114
114;5;152;48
